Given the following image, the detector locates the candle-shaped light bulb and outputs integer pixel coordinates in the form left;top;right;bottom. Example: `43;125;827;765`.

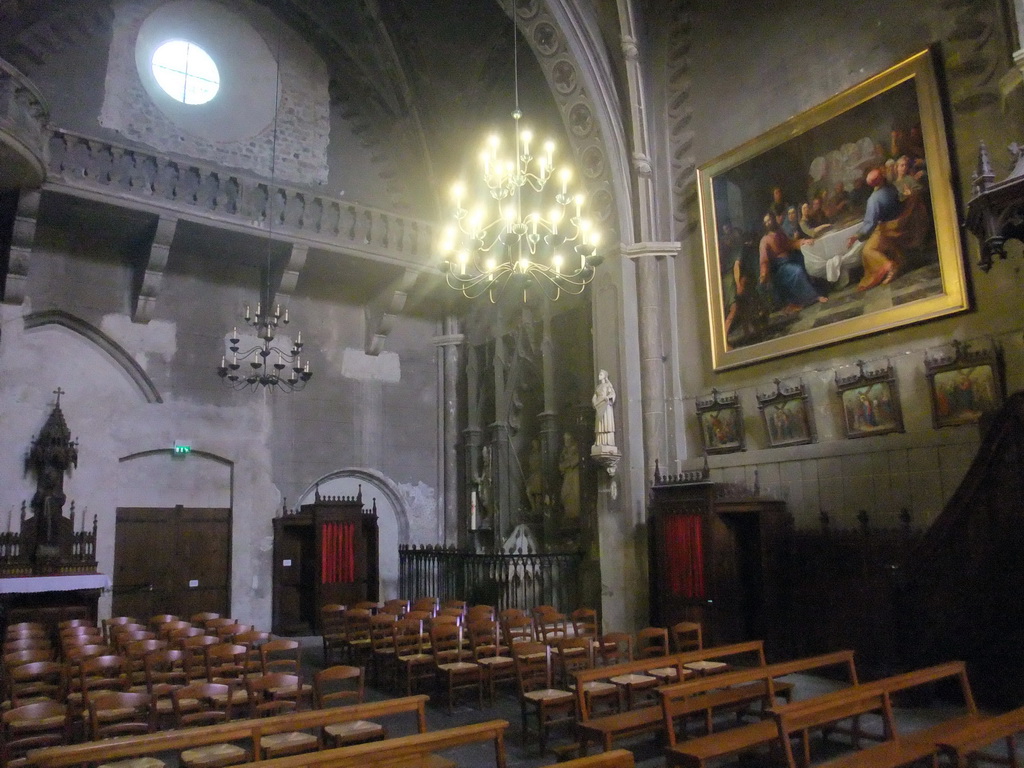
559;168;572;195
275;303;281;318
221;356;226;368
283;307;289;323
296;331;301;344
232;327;238;338
521;129;532;156
304;361;310;373
244;304;250;320
256;302;261;316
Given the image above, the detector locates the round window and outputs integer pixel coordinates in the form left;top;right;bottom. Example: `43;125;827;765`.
151;40;220;105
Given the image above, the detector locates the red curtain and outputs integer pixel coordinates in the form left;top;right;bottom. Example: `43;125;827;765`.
321;522;356;584
665;514;705;599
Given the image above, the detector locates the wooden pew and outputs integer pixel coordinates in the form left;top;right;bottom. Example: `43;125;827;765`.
574;640;768;754
660;649;858;767
241;719;509;768
557;749;635;767
770;661;982;768
935;704;1024;768
28;695;430;768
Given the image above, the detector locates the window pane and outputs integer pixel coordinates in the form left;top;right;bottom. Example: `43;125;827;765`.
152;40;220;104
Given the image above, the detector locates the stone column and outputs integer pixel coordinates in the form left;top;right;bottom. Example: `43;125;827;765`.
434;318;463;546
626;243;679;478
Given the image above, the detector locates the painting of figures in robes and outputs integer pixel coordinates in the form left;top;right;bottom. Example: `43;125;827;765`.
699;49;968;370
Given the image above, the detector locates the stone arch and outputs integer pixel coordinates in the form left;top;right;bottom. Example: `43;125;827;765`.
24;310;163;403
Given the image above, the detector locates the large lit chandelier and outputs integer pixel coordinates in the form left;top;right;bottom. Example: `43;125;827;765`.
438;19;603;302
216;31;311;393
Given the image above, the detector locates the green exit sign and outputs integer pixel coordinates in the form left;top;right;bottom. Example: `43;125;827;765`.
173;441;192;455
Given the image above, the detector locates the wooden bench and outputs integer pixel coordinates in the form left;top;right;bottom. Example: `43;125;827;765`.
935;703;1024;768
574;639;769;754
771;660;982;768
660;649;859;767
557;749;635;768
28;695;431;768
241;719;509;768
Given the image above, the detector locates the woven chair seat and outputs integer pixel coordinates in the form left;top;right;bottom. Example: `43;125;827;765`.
180;743;248;768
98;757;166;768
523;688;574;703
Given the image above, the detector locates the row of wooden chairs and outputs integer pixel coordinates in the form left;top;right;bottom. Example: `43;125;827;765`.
1;665;377;768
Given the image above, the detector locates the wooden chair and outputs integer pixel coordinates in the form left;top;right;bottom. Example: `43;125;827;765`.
189;612;221;626
320;604;347;665
503;614;536;650
76;654;129;710
233;630;270;677
4;649;53;669
571;608;599;639
430;623;482;713
342;608;373;666
169;626;207;648
556;637;619;715
466;604;495;623
381;599;409;617
536;610;570;646
214;623;250;641
245;673;319;758
144;648;190;725
7;660;63;706
4;637;51;654
669;621;703;653
436;607;465;623
499;607;527;626
205;643;247;686
115;629;156;655
159;620;192;640
468;619;515;705
125;639;169;688
172;682;248;768
1;701;70;768
353;601;380;613
596;632;633;666
410;597;439;616
181;635;219;681
149;615;179;632
392;618;434;696
5;622;46;636
512;640;576;756
369;613;398;687
203;618;236;636
441;599;467;615
260;638;301;676
313;666;386;748
102;617;137;644
635;627;669;659
88;691;155;740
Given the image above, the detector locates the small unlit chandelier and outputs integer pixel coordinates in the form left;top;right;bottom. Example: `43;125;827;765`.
217;298;311;392
438;17;602;302
216;27;311;393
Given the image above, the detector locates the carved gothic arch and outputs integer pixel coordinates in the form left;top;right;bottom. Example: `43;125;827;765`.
301;467;410;544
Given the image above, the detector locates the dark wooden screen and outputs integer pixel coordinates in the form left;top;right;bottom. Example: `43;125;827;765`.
113;506;231;620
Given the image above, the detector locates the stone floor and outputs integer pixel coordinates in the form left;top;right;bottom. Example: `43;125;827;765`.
296;637;1013;768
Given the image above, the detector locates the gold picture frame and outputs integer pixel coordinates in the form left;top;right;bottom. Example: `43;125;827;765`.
757;378;816;448
835;361;904;439
695;389;744;454
698;48;968;370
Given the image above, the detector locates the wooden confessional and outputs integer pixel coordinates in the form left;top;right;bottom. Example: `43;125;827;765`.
272;492;379;636
648;473;788;652
897;392;1024;707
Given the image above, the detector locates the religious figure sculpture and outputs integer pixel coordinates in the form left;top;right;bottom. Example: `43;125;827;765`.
558;432;581;521
592;369;617;447
590;370;622;476
524;438;544;514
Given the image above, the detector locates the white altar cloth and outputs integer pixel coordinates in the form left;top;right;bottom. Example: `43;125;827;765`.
0;573;110;594
800;220;864;288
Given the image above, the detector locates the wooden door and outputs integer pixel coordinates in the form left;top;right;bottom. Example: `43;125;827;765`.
113;507;231;619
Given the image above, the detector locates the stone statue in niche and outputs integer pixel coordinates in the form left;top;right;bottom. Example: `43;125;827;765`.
591;370;622;476
558;432;581;522
471;445;493;530
592;369;617;447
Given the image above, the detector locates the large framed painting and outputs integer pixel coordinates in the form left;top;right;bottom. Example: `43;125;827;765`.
924;341;1004;428
695;389;744;455
698;48;968;370
835;362;904;439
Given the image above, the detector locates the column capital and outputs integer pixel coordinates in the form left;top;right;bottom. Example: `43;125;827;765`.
624;242;681;260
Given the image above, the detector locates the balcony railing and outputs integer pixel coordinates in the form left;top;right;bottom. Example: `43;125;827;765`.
399;545;583;613
45;129;436;269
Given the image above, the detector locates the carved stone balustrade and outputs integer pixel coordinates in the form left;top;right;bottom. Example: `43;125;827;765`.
0;57;50;190
46;129;437;269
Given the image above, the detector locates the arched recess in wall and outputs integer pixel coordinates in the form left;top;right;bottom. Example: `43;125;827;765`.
23;310;163;404
299;469;409;601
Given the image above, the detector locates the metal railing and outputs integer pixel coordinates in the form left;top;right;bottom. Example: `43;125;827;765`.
398;545;583;612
